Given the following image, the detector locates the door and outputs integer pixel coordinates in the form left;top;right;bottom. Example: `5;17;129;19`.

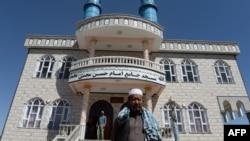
86;100;113;140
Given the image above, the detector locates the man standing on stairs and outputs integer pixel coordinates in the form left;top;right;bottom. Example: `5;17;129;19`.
97;110;107;140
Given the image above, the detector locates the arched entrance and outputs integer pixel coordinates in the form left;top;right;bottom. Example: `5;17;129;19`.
86;100;113;140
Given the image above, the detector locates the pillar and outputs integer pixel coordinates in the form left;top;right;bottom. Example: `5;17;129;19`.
89;39;97;57
79;86;91;140
142;40;149;60
144;87;153;113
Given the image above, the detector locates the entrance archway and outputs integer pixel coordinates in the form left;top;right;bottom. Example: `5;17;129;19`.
86;100;113;140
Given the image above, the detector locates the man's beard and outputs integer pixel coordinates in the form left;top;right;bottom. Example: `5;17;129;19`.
131;106;142;113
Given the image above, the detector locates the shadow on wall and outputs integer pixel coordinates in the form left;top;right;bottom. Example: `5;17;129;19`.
46;67;83;141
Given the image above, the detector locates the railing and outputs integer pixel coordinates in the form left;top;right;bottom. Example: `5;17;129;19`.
160;127;173;139
65;125;81;141
52;124;78;141
70;56;165;73
59;124;77;136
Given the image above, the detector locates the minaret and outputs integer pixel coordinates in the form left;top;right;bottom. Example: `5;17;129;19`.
139;0;158;23
83;0;102;19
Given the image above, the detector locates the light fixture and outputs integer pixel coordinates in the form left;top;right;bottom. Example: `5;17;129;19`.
46;99;51;104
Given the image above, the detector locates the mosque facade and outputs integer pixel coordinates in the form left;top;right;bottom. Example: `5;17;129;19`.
1;0;249;141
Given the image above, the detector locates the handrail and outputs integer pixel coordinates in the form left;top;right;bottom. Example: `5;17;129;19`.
65;125;80;141
58;124;77;136
51;124;78;141
160;127;173;139
70;56;164;73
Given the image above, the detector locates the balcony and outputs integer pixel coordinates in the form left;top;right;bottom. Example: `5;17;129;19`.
69;56;165;95
76;14;164;52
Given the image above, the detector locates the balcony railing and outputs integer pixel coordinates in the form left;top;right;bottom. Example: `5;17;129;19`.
70;56;165;73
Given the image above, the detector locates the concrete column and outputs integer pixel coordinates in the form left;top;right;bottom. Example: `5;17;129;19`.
89;39;97;57
142;40;149;60
79;86;91;140
80;86;90;125
144;87;153;113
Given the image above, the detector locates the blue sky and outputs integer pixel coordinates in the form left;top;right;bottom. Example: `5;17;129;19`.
0;0;249;135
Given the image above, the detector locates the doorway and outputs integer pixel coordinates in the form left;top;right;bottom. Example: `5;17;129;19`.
86;100;113;140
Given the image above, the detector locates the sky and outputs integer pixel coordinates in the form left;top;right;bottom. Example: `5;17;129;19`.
0;0;250;135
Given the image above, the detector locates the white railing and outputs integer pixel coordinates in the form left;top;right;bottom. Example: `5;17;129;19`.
58;124;77;136
70;56;164;73
52;124;78;141
65;125;81;141
160;127;173;139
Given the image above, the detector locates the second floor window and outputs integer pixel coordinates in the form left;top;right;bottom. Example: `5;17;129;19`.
34;55;55;78
160;59;177;82
214;60;234;84
181;59;200;82
58;56;76;79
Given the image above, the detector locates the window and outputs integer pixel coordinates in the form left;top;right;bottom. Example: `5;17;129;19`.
160;59;177;82
214;60;234;84
58;56;76;79
34;55;55;78
181;59;200;82
188;103;209;133
48;99;70;129
22;98;44;128
162;103;184;133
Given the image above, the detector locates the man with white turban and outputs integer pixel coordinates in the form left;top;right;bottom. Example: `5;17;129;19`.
111;88;162;141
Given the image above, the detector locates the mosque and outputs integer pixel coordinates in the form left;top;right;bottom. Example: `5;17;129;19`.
1;0;250;141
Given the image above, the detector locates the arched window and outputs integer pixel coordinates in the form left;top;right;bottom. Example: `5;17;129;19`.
22;98;44;128
187;103;209;133
214;60;234;84
48;99;70;129
181;59;200;82
34;55;55;78
160;59;177;82
162;102;184;133
58;56;76;79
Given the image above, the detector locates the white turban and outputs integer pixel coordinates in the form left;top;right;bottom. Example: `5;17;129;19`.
128;88;143;96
